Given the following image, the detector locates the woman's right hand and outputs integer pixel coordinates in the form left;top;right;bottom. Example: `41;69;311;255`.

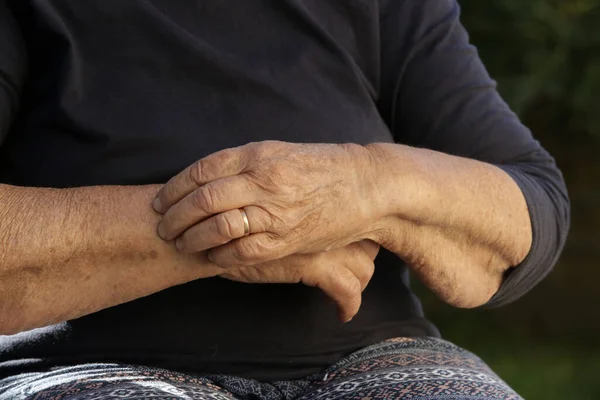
218;240;379;322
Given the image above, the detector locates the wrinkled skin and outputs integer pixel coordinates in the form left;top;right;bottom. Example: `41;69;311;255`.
222;240;379;322
154;141;385;321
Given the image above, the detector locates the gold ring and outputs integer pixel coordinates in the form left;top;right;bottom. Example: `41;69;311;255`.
240;208;250;236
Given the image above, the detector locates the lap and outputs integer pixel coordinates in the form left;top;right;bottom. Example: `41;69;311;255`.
0;364;236;400
300;337;522;400
0;338;522;400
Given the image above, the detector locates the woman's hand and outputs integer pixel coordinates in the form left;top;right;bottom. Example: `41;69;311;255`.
153;141;387;267
220;240;380;322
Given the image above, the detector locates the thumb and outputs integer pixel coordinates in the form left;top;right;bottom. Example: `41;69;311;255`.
355;239;381;260
304;264;362;323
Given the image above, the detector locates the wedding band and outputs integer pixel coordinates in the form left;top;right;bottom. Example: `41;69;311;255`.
240;208;250;236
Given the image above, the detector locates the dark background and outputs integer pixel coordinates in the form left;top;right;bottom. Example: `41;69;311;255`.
414;1;600;398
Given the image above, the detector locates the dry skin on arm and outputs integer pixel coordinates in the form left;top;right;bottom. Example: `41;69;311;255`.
365;143;532;308
0;184;223;334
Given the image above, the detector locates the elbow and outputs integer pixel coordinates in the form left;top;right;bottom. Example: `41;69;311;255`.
445;296;490;310
444;250;508;309
432;262;504;310
483;194;570;309
442;279;501;309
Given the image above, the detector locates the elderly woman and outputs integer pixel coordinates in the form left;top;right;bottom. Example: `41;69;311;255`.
0;0;569;399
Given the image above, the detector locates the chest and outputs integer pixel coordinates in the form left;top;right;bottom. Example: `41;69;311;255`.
5;0;393;187
25;0;379;78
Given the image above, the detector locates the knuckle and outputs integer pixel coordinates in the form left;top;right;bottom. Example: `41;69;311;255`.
189;159;205;185
192;185;218;214
215;213;238;239
339;276;362;304
214;148;235;166
336;268;362;298
253;141;282;161
346;276;363;298
325;265;343;289
252;141;268;155
256;140;276;152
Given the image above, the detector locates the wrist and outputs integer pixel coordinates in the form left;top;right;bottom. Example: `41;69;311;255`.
363;142;432;219
360;142;440;250
338;143;410;246
338;143;388;237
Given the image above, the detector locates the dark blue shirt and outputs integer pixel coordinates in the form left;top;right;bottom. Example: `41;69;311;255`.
0;0;569;381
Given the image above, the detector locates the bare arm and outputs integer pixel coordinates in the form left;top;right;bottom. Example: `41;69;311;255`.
365;144;532;308
151;126;564;311
373;0;569;308
0;184;223;334
0;6;220;335
152;0;571;311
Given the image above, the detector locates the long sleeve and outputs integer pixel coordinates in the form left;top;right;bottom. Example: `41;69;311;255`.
0;0;27;144
377;0;570;307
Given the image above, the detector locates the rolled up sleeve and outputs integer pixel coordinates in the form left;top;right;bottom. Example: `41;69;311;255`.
377;0;570;307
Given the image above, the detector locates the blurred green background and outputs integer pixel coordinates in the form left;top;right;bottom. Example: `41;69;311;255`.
414;1;600;399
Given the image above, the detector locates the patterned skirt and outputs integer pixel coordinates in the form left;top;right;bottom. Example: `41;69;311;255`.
0;337;522;400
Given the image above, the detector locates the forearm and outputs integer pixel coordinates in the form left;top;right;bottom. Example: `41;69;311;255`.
365;143;532;307
0;184;220;334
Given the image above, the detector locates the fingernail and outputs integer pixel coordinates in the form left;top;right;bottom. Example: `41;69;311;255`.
175;239;184;251
341;314;354;323
157;223;166;239
153;198;162;212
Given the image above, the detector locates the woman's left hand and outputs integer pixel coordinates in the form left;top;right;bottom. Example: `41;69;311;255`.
220;240;380;322
153;141;387;267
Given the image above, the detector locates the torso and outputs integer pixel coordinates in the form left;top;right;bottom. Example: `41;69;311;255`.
0;0;438;381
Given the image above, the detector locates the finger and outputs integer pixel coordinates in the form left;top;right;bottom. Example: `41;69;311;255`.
154;146;249;214
343;249;376;292
305;264;362;323
207;232;289;267
175;206;272;254
356;239;381;261
340;242;377;292
158;175;256;241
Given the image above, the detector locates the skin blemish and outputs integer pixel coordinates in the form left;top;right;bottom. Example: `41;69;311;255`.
21;266;43;277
